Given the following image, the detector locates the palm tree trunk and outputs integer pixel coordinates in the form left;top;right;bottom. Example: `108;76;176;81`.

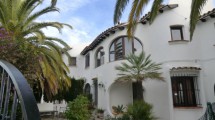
133;81;144;101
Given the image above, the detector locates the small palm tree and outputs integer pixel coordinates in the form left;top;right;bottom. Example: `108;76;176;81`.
115;51;164;100
114;0;208;40
0;0;72;99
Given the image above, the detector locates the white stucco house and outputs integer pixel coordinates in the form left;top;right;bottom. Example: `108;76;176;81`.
62;0;215;120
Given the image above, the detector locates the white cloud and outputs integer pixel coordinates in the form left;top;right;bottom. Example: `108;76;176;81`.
36;0;101;54
36;0;98;21
61;17;98;45
41;0;98;13
57;0;90;13
68;42;90;56
41;16;100;54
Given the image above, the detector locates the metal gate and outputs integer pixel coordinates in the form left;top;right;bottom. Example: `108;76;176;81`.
0;60;40;120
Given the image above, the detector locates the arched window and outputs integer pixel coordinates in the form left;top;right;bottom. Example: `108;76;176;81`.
109;36;143;62
84;83;91;95
95;47;105;67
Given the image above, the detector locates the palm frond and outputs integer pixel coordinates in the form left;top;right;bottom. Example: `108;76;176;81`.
190;0;207;40
0;1;8;29
61;23;73;29
32;30;46;43
115;75;134;83
0;0;73;99
127;0;150;38
135;0;149;20
24;6;59;27
63;50;72;58
149;0;163;24
23;22;64;34
115;51;164;83
127;0;139;38
143;72;164;81
51;0;57;7
45;37;70;48
39;56;59;94
17;0;41;21
114;0;130;24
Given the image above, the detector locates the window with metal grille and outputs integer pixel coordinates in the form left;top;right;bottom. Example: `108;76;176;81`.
68;57;76;66
171;76;201;107
85;53;90;68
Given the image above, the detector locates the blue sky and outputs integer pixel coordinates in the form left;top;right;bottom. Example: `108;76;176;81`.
38;0;214;54
37;0;158;53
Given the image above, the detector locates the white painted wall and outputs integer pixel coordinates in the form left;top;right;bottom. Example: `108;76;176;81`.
62;0;215;120
109;82;133;113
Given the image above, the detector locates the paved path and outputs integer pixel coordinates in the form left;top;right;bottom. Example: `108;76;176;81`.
41;110;105;120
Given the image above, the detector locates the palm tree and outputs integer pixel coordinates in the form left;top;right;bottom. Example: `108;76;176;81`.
0;0;72;99
115;51;164;100
114;0;208;40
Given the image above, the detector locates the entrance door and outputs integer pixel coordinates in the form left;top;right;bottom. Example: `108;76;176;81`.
94;80;98;106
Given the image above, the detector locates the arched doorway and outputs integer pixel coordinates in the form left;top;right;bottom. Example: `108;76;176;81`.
84;83;91;95
109;82;133;113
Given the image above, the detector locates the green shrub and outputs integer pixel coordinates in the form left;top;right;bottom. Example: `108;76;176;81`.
120;114;131;120
44;78;85;102
64;95;90;120
97;108;105;113
126;101;156;120
112;105;126;115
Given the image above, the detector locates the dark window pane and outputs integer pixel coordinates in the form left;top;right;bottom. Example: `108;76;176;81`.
96;48;105;67
110;44;115;62
171;29;181;40
85;54;90;68
68;57;76;66
115;39;123;60
170;26;183;40
109;37;143;61
171;76;200;107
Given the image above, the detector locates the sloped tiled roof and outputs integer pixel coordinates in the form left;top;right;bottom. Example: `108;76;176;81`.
80;4;179;55
81;23;126;55
199;8;215;22
140;4;178;24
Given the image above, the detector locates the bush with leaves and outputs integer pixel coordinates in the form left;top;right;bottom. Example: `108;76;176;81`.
126;101;156;120
112;105;126;115
64;95;90;120
44;78;85;102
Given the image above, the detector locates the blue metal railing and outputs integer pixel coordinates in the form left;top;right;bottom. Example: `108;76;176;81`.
0;60;40;120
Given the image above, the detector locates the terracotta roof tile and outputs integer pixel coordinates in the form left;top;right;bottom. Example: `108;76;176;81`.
199;8;215;22
140;4;178;24
170;67;201;71
80;4;178;55
80;23;126;55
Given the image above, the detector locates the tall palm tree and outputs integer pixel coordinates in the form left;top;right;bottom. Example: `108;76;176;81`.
114;0;208;40
0;0;72;99
115;51;164;100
